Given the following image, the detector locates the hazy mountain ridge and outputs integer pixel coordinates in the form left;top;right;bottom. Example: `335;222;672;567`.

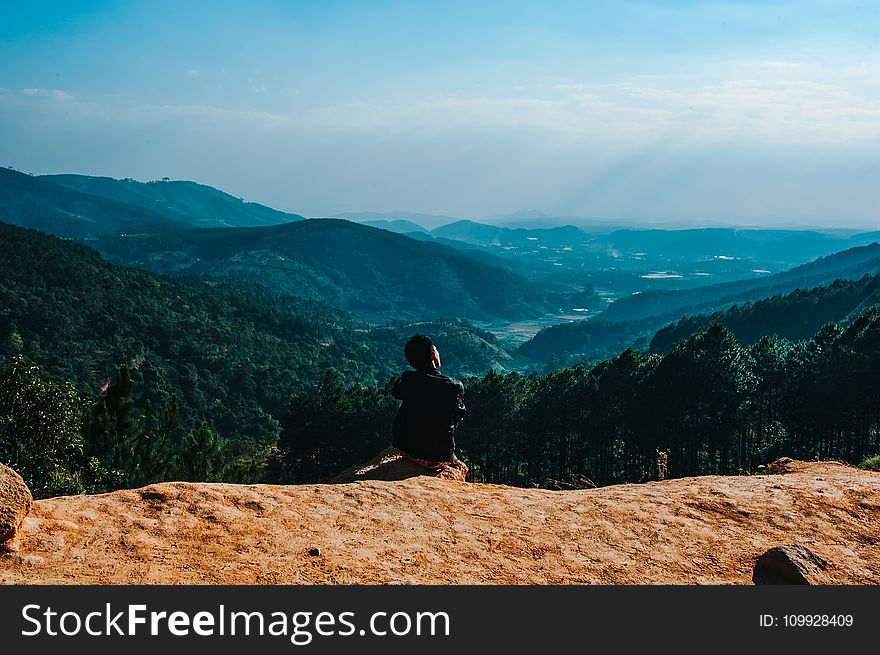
0;167;180;238
649;274;880;354
358;219;428;233
519;242;880;362
95;219;547;322
43;174;305;228
0;169;306;238
420;220;865;266
601;242;880;322
334;210;460;230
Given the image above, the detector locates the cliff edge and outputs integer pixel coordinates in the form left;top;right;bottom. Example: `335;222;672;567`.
2;460;878;584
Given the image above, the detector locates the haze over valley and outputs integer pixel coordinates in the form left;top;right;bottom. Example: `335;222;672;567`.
3;165;879;360
3;1;880;519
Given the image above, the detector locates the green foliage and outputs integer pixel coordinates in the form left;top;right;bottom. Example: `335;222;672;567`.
271;315;880;489
0;356;85;498
0;221;403;448
81;364;267;490
859;455;880;471
95;219;545;321
269;370;399;483
651;274;880;353
177;422;229;482
84;364;177;489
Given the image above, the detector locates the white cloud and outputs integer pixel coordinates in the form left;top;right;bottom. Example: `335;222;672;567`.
20;88;74;101
273;57;880;149
3;56;880;223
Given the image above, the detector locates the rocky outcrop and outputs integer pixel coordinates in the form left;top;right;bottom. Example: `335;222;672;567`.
1;460;878;584
0;462;32;545
331;446;468;483
753;544;831;584
767;457;796;474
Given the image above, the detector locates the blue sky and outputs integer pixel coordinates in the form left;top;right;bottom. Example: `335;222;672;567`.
2;1;879;226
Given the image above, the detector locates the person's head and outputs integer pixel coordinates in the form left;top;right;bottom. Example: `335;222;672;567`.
404;334;441;371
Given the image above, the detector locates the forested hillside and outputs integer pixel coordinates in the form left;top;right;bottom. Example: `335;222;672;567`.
3;219;879;499
0;167;178;238
0;221;520;496
43;173;304;228
600;241;880;322
518;242;880;362
518;317;657;363
651;274;880;353
95;219;547;321
274;316;880;488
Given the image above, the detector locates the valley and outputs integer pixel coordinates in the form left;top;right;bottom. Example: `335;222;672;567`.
3;168;880;499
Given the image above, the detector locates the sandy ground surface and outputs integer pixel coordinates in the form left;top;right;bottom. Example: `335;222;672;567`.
2;460;878;584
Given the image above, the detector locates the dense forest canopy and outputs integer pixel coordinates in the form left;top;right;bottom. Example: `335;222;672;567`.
651;274;880;354
95;219;548;321
7;307;880;498
273;316;880;489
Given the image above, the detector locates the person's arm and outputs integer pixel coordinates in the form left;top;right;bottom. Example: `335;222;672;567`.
391;374;404;400
453;381;466;424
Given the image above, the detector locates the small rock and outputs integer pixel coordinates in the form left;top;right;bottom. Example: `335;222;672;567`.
308;547;321;557
753;544;830;585
767;457;795;474
755;465;768;474
1;462;33;545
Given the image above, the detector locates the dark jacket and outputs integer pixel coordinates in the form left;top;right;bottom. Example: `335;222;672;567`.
391;368;466;462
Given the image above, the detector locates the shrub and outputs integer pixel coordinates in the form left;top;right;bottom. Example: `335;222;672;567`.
858;455;880;472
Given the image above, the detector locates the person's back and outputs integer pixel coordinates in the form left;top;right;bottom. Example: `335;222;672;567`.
391;335;466;463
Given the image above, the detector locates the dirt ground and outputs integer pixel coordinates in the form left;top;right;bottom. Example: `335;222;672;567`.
2;460;878;584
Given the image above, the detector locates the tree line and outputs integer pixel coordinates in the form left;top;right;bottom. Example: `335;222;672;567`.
4;310;880;498
0;358;263;498
272;311;880;487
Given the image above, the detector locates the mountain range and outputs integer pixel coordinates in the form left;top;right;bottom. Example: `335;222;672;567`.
519;241;880;361
0;168;303;239
1;170;549;322
5;167;880;366
43;173;304;228
649;273;880;354
95;219;546;321
0;221;522;446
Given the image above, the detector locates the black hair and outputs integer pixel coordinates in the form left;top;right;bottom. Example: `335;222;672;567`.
404;334;434;370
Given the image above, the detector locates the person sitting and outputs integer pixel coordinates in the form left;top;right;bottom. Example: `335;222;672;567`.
391;335;466;466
